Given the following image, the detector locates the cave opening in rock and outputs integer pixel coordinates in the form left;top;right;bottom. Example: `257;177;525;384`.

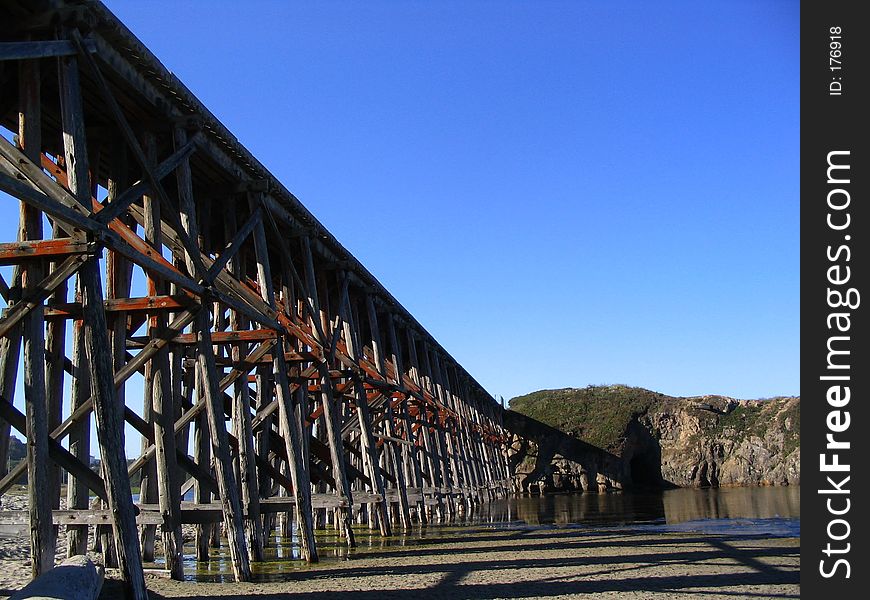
629;451;663;487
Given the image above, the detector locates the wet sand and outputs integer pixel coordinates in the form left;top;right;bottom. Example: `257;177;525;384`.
94;527;800;599
1;488;799;599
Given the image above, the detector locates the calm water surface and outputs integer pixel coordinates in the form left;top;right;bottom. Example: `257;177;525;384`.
183;486;799;581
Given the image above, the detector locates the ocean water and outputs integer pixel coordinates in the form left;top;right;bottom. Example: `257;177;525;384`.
487;486;800;536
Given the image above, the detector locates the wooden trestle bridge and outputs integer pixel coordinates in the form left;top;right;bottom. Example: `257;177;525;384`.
0;1;514;597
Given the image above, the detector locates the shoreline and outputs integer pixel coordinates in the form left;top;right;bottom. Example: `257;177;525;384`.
2;520;799;599
126;526;799;599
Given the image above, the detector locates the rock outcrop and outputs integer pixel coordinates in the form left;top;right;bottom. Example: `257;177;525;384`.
508;385;799;490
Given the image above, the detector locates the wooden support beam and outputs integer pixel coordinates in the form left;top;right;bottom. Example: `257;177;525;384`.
191;366;213;561
0;155;205;300
249;195;318;562
301;260;355;548
204;205;261;285
141;132;184;579
225;207;265;563
0;238;94;265
405;331;442;516
18;54;55;578
0;134;208;300
174;124;251;581
44;294;193;319
0;272;10;302
44;223;68;545
430;351;465;506
70;30;207;280
385;316;425;518
420;343;454;516
92;133;199;227
65;314;89;556
131;338;277;480
365;296;411;530
336;271;390;537
169;328;278;345
0;269;22;487
0;252;86;339
58;39;146;600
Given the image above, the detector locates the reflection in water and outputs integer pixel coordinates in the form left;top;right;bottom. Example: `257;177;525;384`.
509;491;665;526
179;486;799;581
661;486;800;524
505;486;800;527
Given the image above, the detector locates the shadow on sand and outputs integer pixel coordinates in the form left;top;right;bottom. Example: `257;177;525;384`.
87;528;798;600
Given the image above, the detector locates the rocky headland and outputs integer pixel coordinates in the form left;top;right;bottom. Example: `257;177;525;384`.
508;385;800;491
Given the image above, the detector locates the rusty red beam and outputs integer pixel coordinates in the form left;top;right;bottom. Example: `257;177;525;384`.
174;329;279;345
44;294;193;319
0;238;94;265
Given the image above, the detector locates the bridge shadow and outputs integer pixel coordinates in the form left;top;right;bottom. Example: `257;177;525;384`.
121;528;799;600
353;528;792;562
503;409;642;491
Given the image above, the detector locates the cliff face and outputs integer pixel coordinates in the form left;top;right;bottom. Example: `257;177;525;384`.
509;386;800;489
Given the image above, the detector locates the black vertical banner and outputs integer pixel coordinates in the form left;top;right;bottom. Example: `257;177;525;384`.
802;2;868;597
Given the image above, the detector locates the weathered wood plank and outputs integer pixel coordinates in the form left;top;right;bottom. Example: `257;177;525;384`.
0;269;22;486
300;257;355;549
44;295;194;319
365;296;411;529
0;238;93;265
44;220;68;541
18;55;55;578
336;271;390;537
58;41;146;600
225;206;264;563
141;131;184;579
175;125;251;581
65;314;89;556
249;200;318;562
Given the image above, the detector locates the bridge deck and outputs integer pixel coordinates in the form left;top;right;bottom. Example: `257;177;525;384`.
0;1;509;596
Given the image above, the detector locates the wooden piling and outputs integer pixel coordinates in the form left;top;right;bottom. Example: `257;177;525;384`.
58;34;147;600
224;207;265;563
141;132;185;579
175;126;251;581
251;202;317;563
19;53;54;579
365;297;411;529
337;279;391;537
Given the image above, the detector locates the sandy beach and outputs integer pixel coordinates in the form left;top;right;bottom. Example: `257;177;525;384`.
2;513;799;600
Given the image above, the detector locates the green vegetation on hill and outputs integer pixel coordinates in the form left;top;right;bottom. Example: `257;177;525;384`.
509;384;665;450
509;384;800;455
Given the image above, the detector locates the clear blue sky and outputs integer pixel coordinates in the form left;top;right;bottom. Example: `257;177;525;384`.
4;1;800;410
108;0;801;401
